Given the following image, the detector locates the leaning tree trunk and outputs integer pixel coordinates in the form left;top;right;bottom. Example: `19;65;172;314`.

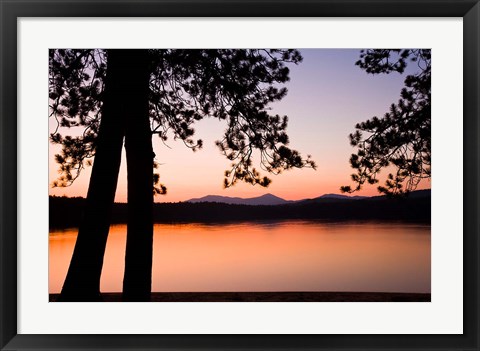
121;50;154;301
60;50;128;301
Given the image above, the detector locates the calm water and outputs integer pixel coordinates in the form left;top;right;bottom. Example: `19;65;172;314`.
49;221;430;294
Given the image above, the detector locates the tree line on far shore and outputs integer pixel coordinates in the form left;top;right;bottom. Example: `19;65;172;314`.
49;191;430;230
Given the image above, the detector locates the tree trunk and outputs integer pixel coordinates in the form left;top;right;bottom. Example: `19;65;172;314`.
60;50;128;301
60;49;154;302
121;50;154;301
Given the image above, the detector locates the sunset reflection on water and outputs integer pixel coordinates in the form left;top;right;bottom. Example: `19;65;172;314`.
49;221;430;294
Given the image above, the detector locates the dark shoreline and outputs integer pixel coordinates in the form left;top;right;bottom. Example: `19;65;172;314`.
49;192;431;230
49;291;431;302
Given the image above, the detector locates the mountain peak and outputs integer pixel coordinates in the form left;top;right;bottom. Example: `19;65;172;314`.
186;193;290;206
259;193;281;198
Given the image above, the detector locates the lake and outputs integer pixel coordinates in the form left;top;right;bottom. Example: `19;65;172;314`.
49;221;430;294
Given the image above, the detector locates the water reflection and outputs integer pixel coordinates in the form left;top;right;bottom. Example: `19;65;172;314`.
49;221;430;293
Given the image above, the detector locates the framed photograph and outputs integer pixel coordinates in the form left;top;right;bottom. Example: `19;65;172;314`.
1;0;478;350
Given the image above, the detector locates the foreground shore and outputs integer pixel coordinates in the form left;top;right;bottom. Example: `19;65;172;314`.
50;291;430;302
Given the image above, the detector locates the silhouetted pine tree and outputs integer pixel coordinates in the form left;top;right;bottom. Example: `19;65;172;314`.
341;49;431;196
49;49;316;301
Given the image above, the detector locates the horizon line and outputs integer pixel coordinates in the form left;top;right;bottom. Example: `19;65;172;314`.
49;188;432;204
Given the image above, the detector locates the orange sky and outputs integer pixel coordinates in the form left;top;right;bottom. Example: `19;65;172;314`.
49;49;430;203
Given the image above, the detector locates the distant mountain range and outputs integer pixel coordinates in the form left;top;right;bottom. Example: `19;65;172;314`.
186;193;291;206
50;189;431;228
186;192;371;206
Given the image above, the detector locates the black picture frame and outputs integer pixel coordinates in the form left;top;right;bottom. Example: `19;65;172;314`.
1;0;478;350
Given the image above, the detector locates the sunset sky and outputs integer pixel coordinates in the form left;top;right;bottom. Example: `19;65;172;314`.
48;49;430;203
